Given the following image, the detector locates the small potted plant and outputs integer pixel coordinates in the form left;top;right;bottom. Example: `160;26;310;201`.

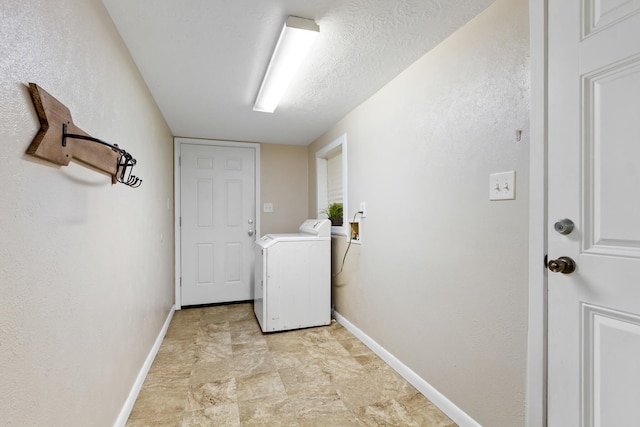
322;202;343;226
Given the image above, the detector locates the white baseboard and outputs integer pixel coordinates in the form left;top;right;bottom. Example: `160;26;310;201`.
333;310;481;427
113;304;177;427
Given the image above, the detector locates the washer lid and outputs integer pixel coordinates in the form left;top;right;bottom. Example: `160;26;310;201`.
298;219;331;237
256;233;329;248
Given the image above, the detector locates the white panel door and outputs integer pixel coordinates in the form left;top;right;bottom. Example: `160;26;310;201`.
548;0;640;425
180;143;256;306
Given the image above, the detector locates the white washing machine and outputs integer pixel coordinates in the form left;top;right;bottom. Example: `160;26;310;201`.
254;219;331;332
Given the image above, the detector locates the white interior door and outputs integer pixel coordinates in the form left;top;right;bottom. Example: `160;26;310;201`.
178;141;257;306
547;0;640;425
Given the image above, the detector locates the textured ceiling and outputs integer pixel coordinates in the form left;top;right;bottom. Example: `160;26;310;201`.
102;0;495;146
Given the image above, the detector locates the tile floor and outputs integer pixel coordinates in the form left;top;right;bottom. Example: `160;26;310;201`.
126;303;457;426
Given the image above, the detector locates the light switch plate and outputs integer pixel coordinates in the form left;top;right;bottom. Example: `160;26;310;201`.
263;202;274;212
490;171;515;200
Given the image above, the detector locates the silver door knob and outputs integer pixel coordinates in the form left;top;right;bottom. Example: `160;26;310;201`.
547;256;576;274
554;218;575;235
248;230;254;236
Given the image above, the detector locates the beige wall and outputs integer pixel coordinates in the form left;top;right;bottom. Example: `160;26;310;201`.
0;1;175;425
308;0;530;425
260;144;309;235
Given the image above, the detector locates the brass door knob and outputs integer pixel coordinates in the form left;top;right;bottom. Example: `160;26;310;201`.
547;256;576;274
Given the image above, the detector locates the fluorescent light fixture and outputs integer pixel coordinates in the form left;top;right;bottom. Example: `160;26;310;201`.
253;16;319;113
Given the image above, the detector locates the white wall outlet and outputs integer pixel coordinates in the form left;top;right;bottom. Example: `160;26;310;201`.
489;171;516;201
263;202;274;213
359;202;366;218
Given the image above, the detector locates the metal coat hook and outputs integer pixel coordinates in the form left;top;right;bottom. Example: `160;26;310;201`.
62;124;142;188
26;83;142;188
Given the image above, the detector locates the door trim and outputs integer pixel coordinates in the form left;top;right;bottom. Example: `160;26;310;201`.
173;137;261;309
528;1;548;426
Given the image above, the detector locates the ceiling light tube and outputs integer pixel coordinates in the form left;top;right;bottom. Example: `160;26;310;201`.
253;16;319;113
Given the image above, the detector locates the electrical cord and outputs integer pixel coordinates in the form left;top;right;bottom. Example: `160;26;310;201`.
332;210;363;277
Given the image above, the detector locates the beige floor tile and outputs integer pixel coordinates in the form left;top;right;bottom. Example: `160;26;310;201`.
238;394;300;426
232;340;270;356
353;351;393;372
229;318;262;333
189;352;278;386
194;341;233;363
265;331;307;352
189;360;236;385
308;339;352;359
196;330;231;345
236;371;287;402
146;354;194;382
159;335;200;352
164;324;201;341
334;369;417;410
231;329;265;344
297;416;360;427
231;330;269;356
173;307;206;322
314;353;367;382
355;398;422;427
127;378;189;420
194;340;233;363
126;413;183;427
185;377;237;411
127;303;457;427
199;304;251;326
299;327;335;345
181;403;241;427
339;337;372;356
201;321;230;335
397;393;457;427
327;322;355;340
278;363;332;394
270;347;314;370
289;392;360;426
